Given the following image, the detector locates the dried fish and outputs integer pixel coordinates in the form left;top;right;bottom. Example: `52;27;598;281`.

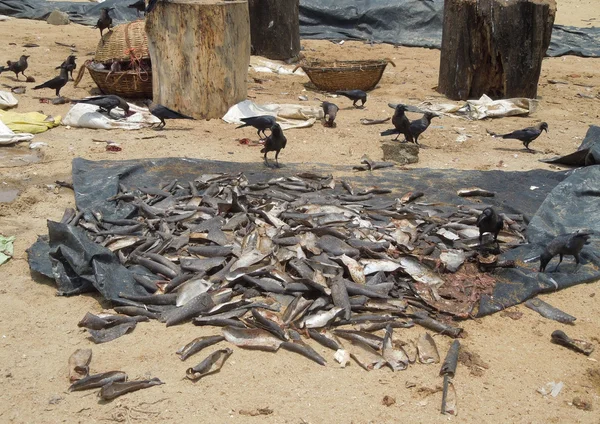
525;298;576;324
382;326;409;371
99;377;164;401
303;307;344;329
412;311;463;338
457;187;495;197
340;254;365;284
308;329;342;351
69;371;127;392
163;292;215;327
68;349;92;383
440;339;460;416
551;330;594;356
113;306;161;320
281;330;326;365
417;333;440;364
186;348;233;380
346;339;386;371
177;335;226;361
329;277;352;320
87;321;137;344
222;326;282;351
334;329;384;351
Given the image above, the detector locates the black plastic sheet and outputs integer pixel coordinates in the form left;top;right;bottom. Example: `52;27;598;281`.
479;165;600;316
27;157;600;313
541;125;600;167
1;0;599;58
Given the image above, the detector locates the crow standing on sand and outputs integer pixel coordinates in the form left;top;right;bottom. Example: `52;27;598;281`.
335;90;367;108
321;101;339;127
56;55;76;80
128;0;146;17
380;104;413;143
236;115;276;139
96;7;114;38
72;95;134;117
539;230;593;272
409;112;437;145
0;55;29;80
490;122;548;152
33;65;68;97
261;123;287;168
476;207;504;246
143;99;194;129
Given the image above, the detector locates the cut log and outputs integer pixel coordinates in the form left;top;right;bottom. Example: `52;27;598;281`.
145;0;250;120
248;0;300;60
438;0;556;100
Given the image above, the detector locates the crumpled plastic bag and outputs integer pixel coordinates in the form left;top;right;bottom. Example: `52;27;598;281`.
0;91;18;110
222;100;319;130
62;102;160;130
0;235;15;266
417;94;538;120
0;110;61;134
0;119;34;145
249;57;306;76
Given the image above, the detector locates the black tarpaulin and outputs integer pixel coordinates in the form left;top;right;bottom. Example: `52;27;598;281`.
1;0;599;58
540;125;600;167
479;165;600;316
26;157;600;313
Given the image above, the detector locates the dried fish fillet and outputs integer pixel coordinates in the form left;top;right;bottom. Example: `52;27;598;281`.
186;348;232;380
68;349;92;383
525;298;576;324
551;330;594;356
417;333;440;364
222;327;282;351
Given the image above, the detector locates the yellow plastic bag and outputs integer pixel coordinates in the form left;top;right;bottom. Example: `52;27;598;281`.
0;110;61;134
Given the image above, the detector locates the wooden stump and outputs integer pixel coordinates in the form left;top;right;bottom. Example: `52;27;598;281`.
145;0;250;120
248;0;300;60
438;0;556;100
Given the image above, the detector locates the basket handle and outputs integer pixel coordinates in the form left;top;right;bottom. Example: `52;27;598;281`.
73;60;90;88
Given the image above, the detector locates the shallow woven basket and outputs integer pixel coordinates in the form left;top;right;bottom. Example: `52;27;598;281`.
295;59;394;92
87;66;152;98
88;20;152;98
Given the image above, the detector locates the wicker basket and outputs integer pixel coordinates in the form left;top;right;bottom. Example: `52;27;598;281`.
295;59;394;92
87;66;152;98
84;20;152;98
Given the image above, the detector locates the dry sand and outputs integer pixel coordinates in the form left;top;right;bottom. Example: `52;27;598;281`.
1;3;600;423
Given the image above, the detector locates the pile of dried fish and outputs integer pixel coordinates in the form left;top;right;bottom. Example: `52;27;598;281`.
62;171;527;370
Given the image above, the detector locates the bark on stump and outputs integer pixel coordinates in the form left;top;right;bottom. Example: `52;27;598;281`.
438;0;556;100
145;0;250;120
248;0;300;60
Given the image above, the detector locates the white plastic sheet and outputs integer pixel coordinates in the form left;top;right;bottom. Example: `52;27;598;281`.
417;94;538;120
62;102;160;130
0;119;33;145
0;91;18;110
222;100;320;130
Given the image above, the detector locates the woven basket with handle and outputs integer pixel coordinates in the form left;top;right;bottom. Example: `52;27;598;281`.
80;20;153;98
294;59;395;92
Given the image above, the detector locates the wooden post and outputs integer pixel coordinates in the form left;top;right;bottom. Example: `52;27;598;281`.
145;0;250;120
248;0;300;60
437;0;556;100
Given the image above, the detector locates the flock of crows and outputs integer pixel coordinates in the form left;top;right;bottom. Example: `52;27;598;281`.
0;3;591;273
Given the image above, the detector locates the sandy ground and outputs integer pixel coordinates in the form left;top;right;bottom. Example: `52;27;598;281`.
1;3;600;423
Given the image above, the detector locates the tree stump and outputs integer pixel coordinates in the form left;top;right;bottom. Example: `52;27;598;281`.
145;0;250;120
438;0;556;100
248;0;300;60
